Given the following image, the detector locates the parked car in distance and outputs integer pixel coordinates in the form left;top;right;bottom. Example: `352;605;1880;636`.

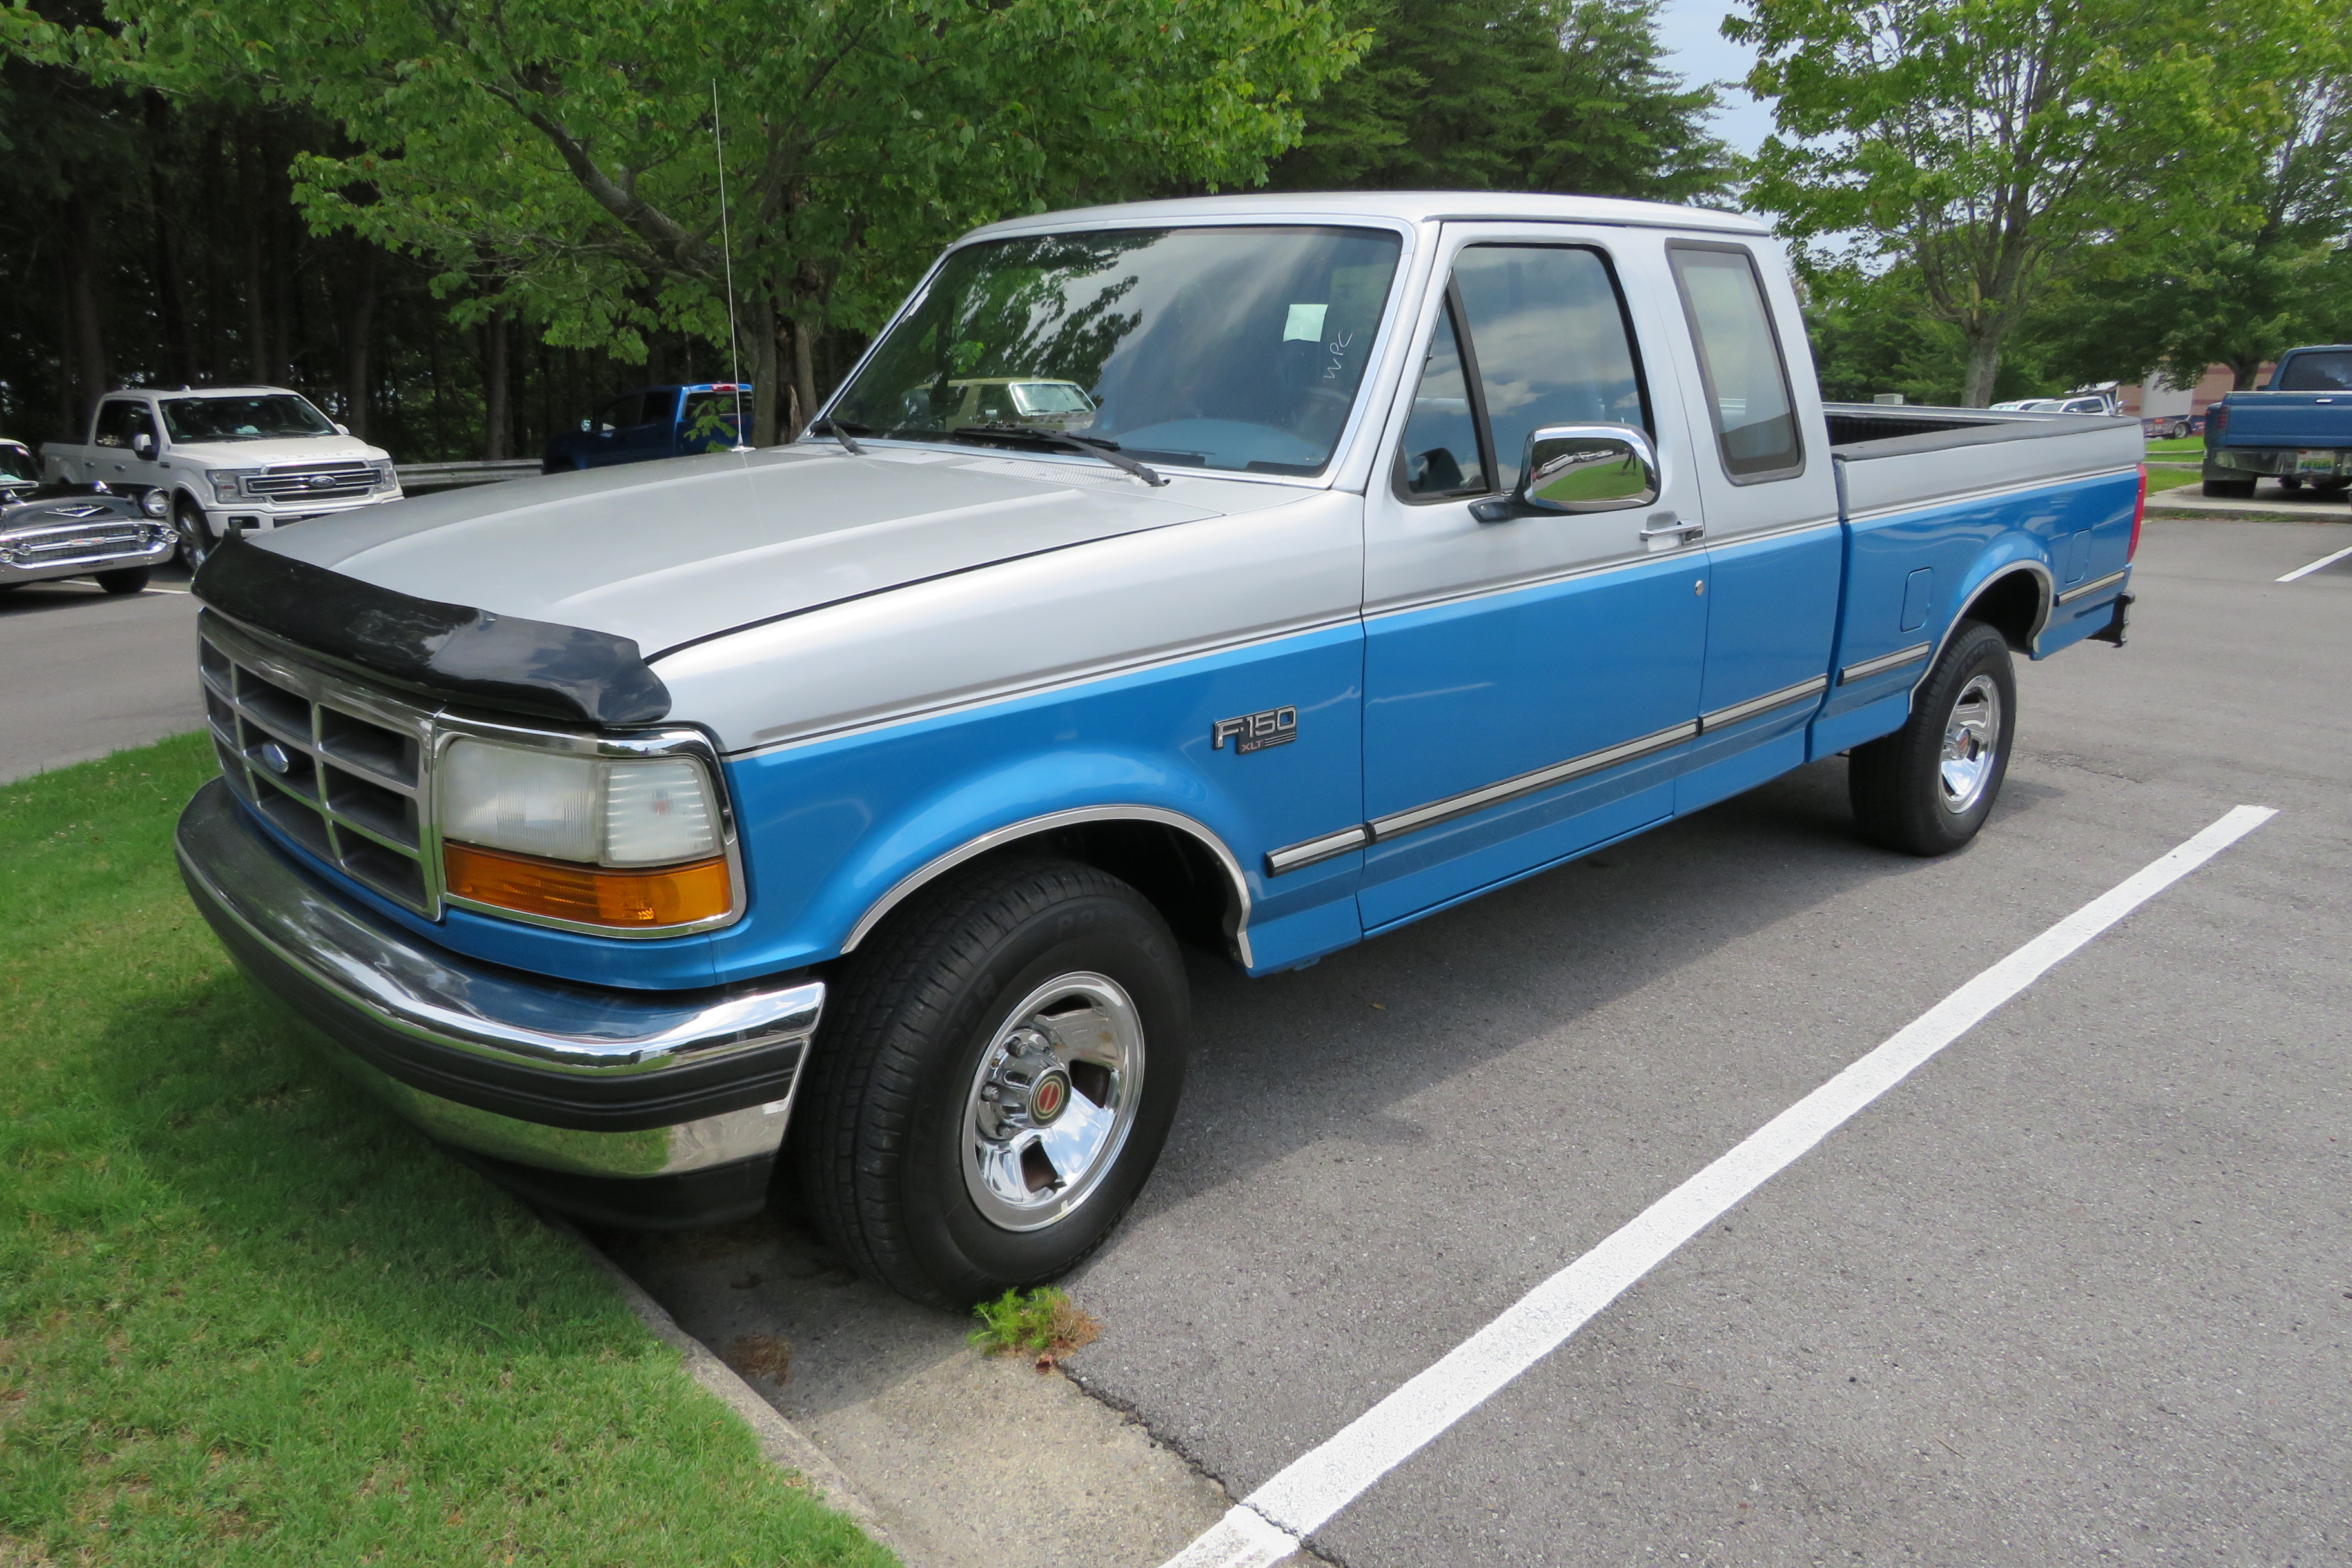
2201;344;2352;496
884;377;1101;434
41;386;400;567
541;384;752;473
175;191;2142;1308
2142;413;2202;440
1;437;175;594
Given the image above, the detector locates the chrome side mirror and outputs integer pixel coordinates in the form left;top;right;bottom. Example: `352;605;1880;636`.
132;432;156;458
1471;423;1660;522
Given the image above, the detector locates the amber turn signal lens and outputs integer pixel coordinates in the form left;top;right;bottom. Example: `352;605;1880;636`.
443;841;732;929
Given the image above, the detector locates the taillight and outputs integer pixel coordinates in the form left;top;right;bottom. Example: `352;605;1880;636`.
2207;403;2227;442
2130;464;2146;559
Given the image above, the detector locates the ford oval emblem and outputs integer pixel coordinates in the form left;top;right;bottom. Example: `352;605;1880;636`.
255;740;294;775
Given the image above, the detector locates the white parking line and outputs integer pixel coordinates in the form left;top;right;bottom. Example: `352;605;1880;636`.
2277;541;2352;582
1159;804;2278;1568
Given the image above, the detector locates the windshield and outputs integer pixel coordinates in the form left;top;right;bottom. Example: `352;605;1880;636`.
0;444;34;481
2277;351;2352;392
160;394;335;443
830;226;1404;476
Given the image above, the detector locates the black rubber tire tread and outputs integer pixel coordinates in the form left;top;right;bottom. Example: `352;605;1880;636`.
94;566;150;595
791;855;1187;1306
175;499;211;569
1847;619;2017;858
2201;477;2256;498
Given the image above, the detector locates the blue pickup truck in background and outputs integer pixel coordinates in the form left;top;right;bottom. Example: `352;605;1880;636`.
2201;346;2352;498
541;383;750;473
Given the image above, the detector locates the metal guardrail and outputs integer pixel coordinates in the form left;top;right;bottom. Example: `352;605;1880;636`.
395;458;543;492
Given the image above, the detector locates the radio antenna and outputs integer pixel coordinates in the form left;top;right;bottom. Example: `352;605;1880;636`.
711;80;751;452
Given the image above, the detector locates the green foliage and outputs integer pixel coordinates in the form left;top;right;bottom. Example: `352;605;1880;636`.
1732;0;2312;404
969;1288;1101;1362
0;736;892;1566
2036;69;2352;391
1269;0;1731;202
48;0;1366;442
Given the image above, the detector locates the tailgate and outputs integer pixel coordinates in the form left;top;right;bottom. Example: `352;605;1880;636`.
2217;393;2351;449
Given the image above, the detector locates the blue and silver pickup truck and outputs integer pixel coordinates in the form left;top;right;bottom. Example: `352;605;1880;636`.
175;193;2144;1306
540;382;752;473
2200;344;2352;498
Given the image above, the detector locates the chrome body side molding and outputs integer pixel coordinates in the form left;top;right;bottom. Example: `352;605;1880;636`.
1839;643;1933;684
1699;674;1828;732
1264;825;1371;876
2055;567;2130;606
1369;720;1698;842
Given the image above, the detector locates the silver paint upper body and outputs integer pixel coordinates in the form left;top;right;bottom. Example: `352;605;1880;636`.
226;193;2138;756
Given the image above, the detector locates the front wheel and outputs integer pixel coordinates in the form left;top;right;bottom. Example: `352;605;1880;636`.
175;498;216;570
792;857;1190;1306
1847;620;2017;856
93;566;150;595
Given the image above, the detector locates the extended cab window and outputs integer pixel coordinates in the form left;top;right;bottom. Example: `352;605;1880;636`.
1668;244;1802;481
1396;244;1649;501
596;393;645;432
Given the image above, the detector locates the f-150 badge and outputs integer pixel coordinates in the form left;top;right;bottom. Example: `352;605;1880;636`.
1213;706;1297;754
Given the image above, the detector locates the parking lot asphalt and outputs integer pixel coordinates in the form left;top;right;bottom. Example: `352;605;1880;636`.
0;562;202;783
1067;514;2350;1566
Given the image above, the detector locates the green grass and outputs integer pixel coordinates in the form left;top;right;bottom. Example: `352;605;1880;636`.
2145;436;2205;459
0;735;894;1567
2146;466;2206;493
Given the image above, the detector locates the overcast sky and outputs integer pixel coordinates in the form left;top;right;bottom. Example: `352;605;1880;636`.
1650;0;1776;157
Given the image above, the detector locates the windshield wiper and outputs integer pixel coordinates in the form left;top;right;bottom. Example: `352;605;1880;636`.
808;416;867;455
943;424;1167;487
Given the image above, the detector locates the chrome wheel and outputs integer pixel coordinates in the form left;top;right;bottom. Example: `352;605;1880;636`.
1938;673;2001;814
961;972;1144;1232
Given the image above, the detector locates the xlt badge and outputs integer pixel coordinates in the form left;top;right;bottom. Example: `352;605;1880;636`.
1213;706;1297;754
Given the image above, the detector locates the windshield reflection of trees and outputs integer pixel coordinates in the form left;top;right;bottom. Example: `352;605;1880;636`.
834;226;1400;475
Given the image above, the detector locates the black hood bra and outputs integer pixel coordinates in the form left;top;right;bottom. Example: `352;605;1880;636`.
192;533;672;727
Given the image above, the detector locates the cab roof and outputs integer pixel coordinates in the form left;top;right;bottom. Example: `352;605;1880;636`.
963;190;1770;243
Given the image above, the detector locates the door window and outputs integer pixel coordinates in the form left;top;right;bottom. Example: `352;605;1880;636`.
596;393;643;432
1395;245;1649;500
1667;244;1802;482
93;400;146;448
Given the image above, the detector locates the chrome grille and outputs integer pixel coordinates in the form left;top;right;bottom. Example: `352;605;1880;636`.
247;462;379;502
15;519;148;563
199;616;439;915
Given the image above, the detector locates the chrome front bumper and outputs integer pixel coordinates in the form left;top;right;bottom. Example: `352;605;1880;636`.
0;533;175;584
175;779;823;1217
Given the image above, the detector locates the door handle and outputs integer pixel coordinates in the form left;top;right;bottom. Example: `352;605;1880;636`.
1639;511;1704;543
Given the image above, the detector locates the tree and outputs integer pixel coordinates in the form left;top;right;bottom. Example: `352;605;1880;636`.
1269;0;1732;202
2041;66;2352;391
49;0;1363;445
1731;0;2300;405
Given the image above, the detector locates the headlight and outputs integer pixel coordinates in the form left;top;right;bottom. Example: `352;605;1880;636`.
208;471;256;501
140;488;171;517
436;740;731;930
373;462;398;491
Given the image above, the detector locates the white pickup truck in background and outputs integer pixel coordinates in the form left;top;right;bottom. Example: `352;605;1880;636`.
42;386;402;565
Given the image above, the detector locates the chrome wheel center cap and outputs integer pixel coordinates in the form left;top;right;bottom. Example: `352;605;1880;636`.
1028;1067;1072;1125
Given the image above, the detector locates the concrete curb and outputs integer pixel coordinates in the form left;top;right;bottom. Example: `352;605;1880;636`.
542;1215;901;1555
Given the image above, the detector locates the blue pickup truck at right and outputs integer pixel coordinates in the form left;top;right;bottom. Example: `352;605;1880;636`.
2201;345;2352;498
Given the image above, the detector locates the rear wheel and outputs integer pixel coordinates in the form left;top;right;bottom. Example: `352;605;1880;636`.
2201;476;2256;498
1848;620;2017;857
2279;474;2304;492
792;856;1190;1306
93;567;149;595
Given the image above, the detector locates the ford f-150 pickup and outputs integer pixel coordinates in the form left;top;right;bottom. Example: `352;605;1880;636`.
43;385;402;565
2200;344;2352;497
173;193;2143;1306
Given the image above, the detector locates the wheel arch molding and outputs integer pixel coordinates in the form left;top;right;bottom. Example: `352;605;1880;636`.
840;804;1255;969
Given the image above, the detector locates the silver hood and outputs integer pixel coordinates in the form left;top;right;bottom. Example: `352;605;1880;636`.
250;446;1235;657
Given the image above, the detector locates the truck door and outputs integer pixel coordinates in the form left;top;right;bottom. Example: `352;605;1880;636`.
1358;230;1710;930
585;391;644;467
1657;240;1845;810
88;398;149;487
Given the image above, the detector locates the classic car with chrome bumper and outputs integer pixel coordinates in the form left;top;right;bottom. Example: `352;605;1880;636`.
175;778;824;1228
0;482;176;587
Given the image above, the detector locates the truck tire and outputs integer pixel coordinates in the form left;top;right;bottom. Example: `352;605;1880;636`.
175;497;216;569
792;856;1190;1306
2201;476;2255;498
93;567;150;595
2278;474;2303;492
1847;620;2017;857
